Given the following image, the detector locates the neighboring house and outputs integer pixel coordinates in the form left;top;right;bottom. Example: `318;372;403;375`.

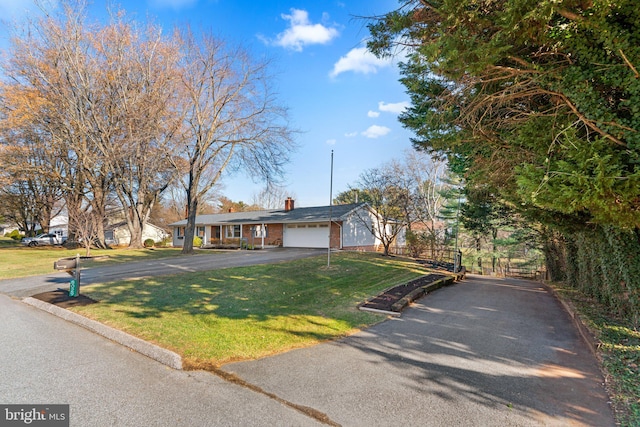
105;221;169;246
48;215;69;239
46;212;168;246
169;198;406;251
0;223;20;237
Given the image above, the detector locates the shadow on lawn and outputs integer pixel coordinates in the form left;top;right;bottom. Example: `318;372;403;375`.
80;254;414;325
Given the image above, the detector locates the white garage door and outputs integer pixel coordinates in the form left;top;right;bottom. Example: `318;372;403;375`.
284;223;330;248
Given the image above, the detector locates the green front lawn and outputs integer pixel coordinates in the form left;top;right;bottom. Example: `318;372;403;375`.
0;237;187;280
72;252;439;368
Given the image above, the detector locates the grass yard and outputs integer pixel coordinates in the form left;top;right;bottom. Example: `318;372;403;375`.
71;252;440;368
0;237;188;280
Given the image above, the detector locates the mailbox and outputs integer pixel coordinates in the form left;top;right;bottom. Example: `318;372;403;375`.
54;257;77;270
54;255;81;298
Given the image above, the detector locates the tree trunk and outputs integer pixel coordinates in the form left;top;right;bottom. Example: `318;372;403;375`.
181;193;198;254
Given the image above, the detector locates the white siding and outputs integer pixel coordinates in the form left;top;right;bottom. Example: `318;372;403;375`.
342;209;378;248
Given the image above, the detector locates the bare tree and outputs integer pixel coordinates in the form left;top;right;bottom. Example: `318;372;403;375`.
2;2;182;247
86;13;182;248
0;88;64;235
68;205;102;257
174;30;296;254
403;150;448;256
351;166;409;256
3;1;108;243
251;184;296;210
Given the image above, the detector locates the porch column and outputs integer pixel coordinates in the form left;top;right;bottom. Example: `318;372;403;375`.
261;223;265;249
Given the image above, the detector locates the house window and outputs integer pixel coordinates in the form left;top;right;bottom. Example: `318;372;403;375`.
225;225;241;238
176;227;185;239
254;225;268;238
196;226;205;237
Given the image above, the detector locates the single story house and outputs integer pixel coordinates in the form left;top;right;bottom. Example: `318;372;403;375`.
169;198;406;251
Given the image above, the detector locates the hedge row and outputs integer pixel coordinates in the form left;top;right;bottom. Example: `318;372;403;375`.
551;226;640;326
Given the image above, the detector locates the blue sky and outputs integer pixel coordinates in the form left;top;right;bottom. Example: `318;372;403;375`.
0;0;413;208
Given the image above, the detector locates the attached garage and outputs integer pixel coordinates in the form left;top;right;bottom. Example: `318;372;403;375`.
284;223;330;248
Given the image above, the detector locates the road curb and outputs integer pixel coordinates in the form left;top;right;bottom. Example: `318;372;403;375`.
540;283;601;357
23;297;183;370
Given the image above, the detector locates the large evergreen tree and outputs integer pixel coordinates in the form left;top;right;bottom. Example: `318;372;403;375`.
368;0;640;229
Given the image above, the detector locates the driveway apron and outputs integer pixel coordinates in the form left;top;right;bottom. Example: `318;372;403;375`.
223;274;615;427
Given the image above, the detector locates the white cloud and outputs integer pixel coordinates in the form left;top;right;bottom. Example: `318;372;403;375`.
326;139;337;145
362;125;391;139
344;132;358;138
378;101;409;114
330;47;392;78
273;9;339;51
367;111;380;118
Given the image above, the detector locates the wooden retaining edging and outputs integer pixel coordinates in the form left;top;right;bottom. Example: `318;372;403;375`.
359;268;465;317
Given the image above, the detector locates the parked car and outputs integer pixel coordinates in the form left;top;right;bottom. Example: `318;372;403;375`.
21;233;66;247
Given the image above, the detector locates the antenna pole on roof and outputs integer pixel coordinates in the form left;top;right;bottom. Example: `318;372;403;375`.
328;150;334;268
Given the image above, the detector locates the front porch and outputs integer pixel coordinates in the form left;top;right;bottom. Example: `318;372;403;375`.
194;223;283;249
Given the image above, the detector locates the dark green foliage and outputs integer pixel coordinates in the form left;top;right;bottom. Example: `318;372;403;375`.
563;225;640;326
368;0;640;323
368;0;640;229
143;238;155;248
333;188;372;205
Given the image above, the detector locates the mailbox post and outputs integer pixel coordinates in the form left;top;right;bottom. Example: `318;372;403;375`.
54;254;81;297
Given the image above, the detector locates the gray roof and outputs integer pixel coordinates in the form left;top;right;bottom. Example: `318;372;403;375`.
169;203;366;227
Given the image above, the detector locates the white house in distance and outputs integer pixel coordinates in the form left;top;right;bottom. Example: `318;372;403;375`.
45;213;169;246
170;198;406;251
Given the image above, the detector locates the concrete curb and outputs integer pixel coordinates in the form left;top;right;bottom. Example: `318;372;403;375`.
23;297;182;370
540;283;600;356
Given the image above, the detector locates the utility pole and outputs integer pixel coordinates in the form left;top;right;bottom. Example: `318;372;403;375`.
328;150;334;268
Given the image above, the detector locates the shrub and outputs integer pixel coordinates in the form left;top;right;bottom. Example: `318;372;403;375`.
157;237;172;247
193;236;203;247
406;230;429;258
143;238;155;248
8;230;22;241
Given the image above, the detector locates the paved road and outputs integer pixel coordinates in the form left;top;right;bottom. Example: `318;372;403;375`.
1;256;615;426
0;293;323;426
0;248;325;298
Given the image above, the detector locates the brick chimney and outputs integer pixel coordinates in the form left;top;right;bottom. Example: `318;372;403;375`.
284;197;294;211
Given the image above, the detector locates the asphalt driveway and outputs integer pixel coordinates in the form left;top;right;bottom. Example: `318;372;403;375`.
0;247;325;298
222;274;615;426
